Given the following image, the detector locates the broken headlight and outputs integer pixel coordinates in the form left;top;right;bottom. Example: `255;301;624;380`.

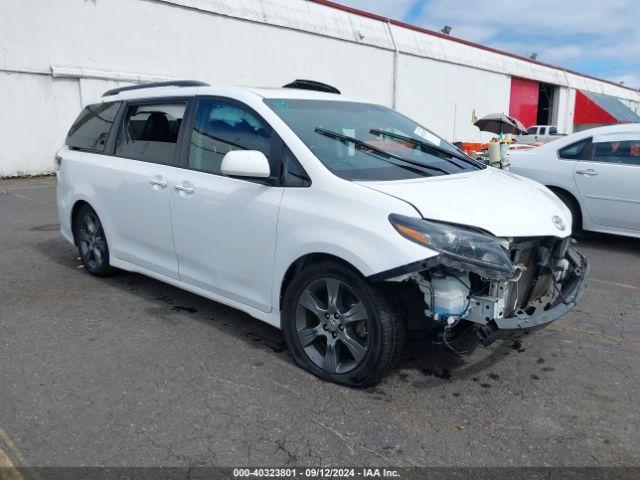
389;214;513;274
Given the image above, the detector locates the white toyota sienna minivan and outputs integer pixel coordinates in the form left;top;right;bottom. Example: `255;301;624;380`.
56;80;588;386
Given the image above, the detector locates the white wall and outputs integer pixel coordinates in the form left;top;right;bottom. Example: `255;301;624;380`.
0;0;396;176
1;0;639;176
0;72;81;176
396;56;510;142
555;87;576;134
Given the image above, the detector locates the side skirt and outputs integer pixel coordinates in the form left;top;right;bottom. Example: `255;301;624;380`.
108;256;282;329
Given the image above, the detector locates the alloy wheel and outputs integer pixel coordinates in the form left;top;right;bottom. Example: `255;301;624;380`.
295;277;370;374
77;212;107;270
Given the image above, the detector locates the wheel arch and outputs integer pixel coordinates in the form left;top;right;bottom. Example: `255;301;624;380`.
70;199;110;246
545;185;583;230
278;253;367;311
70;200;92;243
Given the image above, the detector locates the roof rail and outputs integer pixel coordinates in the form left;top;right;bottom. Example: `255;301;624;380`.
282;79;340;95
102;80;209;97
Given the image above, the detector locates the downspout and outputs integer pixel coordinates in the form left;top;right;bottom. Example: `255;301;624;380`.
386;21;399;109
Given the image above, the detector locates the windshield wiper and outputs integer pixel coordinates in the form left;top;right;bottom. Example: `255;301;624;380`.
315;127;448;176
369;129;482;169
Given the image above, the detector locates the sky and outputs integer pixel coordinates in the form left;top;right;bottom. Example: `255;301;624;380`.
338;0;640;89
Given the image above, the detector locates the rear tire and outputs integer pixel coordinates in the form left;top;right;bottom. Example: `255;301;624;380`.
73;205;114;277
282;261;403;387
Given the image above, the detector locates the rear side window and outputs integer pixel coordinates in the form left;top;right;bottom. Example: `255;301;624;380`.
593;138;640;166
549;127;558;134
188;99;272;174
539;127;547;135
559;137;592;160
116;102;187;165
67;102;120;152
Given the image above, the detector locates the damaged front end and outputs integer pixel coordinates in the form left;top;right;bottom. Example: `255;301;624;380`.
373;215;589;346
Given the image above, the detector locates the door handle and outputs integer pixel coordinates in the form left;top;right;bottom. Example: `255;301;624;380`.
174;184;195;194
576;169;599;176
149;179;168;188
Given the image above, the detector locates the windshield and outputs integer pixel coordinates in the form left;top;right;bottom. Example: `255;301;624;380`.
264;99;481;181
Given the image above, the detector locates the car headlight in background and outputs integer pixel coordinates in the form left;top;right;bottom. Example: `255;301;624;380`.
389;214;513;274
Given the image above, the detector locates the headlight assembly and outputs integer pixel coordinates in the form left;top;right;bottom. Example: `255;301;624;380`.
389;214;513;275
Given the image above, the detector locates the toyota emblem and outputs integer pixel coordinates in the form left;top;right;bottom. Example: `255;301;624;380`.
552;216;566;231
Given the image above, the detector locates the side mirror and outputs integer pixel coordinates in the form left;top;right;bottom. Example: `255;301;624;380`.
221;150;271;179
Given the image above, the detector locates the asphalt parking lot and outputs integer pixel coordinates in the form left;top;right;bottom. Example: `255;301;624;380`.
1;176;639;468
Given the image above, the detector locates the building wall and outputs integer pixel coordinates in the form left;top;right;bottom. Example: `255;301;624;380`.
0;72;83;176
396;56;510;142
1;0;639;176
554;87;576;134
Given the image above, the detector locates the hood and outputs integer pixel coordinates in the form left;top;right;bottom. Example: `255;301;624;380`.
357;168;572;238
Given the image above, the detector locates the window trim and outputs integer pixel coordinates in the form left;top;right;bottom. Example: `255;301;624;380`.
280;142;312;188
113;96;194;166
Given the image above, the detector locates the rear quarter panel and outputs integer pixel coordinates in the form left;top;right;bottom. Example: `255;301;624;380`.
511;149;579;196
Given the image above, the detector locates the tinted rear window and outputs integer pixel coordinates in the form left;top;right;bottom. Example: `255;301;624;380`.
558;137;592;160
115;102;187;165
67;102;120;152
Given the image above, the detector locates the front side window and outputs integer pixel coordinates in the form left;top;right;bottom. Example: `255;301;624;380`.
116;102;186;164
558;137;592;160
527;127;538;135
67;102;120;152
264;99;479;181
593;137;640;166
188;99;272;175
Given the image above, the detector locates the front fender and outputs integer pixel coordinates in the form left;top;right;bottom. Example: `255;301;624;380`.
271;184;436;312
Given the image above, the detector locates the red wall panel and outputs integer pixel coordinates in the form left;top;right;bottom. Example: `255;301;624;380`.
509;77;539;127
574;90;617;125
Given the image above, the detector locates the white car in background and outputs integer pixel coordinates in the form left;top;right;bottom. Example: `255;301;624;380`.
56;80;587;386
516;125;564;145
510;124;640;238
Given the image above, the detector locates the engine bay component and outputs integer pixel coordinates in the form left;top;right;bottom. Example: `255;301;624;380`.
465;294;506;325
411;271;470;320
399;236;588;346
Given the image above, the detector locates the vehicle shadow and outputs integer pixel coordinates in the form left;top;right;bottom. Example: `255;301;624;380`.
395;329;519;386
35;236;515;388
574;231;640;256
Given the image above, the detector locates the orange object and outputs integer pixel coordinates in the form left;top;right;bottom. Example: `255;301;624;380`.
459;142;488;158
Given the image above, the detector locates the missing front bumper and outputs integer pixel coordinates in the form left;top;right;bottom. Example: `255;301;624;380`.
474;248;589;346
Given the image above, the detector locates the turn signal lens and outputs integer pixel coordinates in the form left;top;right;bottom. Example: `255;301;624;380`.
394;224;429;246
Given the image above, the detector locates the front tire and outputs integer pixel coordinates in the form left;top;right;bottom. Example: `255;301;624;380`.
73;205;114;277
282;261;403;387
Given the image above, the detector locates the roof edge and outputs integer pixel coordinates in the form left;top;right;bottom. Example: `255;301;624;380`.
308;0;639;94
